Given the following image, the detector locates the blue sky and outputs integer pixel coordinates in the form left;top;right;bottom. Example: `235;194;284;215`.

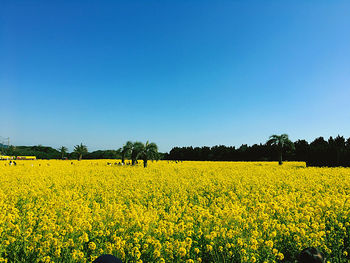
1;1;350;152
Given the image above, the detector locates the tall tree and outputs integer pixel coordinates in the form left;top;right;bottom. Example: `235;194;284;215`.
131;142;144;165
138;141;158;168
120;141;133;164
58;146;68;159
267;134;294;165
74;143;88;161
333;135;346;165
293;140;309;161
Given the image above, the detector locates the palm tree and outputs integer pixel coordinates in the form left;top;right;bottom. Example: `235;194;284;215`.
120;141;133;164
131;142;144;165
138;141;158;168
58;146;68;159
74;143;88;161
267;134;294;165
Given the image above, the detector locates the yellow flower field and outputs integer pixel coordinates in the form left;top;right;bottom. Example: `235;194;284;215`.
0;161;349;262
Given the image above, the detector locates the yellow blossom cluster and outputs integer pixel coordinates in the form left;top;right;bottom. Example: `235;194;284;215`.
0;160;349;262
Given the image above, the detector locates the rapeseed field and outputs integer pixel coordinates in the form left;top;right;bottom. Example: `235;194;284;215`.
0;161;349;263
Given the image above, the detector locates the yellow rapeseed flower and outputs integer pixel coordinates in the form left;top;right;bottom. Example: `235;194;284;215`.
0;160;348;262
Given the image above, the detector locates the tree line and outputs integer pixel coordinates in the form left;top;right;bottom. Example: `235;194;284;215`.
2;135;350;167
1;141;160;168
164;135;350;167
70;141;159;167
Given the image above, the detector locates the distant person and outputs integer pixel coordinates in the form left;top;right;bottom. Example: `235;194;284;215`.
9;161;13;166
13;161;17;166
93;255;122;263
298;247;325;263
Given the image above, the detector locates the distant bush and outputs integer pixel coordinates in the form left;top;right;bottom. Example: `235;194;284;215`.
5;145;61;159
84;150;121;159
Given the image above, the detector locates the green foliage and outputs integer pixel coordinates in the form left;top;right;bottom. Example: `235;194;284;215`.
137;141;159;167
120;141;133;164
58;146;68;159
266;134;294;165
3;145;61;159
267;134;294;149
0;143;9;155
118;141;159;167
131;142;144;165
84;150;121;159
73;143;88;161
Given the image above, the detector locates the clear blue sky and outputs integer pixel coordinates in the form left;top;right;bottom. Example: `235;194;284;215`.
1;1;349;152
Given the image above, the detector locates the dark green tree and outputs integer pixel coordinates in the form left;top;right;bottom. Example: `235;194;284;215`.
6;145;16;156
120;141;133;164
267;134;294;165
138;141;158;168
332;135;346;165
74;143;88;161
58;146;68;159
131;142;144;166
